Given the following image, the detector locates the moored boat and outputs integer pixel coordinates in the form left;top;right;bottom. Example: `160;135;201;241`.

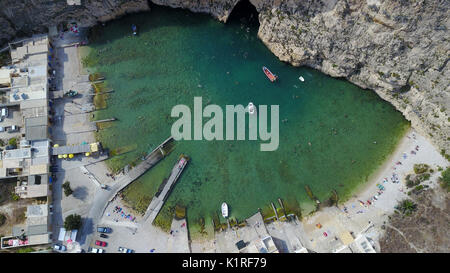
247;102;256;114
299;76;305;82
221;202;228;218
132;24;137;35
262;66;278;82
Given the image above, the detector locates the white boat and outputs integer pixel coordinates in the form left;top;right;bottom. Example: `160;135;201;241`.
299;76;305;82
221;202;228;218
247;102;256;115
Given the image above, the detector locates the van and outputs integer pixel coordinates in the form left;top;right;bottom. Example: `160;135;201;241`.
1;108;8;119
7;125;19;133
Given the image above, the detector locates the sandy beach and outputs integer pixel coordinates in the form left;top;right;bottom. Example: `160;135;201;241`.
301;128;449;252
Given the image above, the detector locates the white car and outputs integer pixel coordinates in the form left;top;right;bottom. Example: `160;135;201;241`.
1;108;8;120
54;244;67;251
0;127;4;132
91;248;104;253
118;246;133;253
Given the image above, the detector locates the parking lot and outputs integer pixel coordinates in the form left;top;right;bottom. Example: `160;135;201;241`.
87;220;171;253
85;199;171;253
0;105;23;142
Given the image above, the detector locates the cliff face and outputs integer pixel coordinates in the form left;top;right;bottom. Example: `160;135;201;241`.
256;0;450;155
0;0;448;154
0;0;150;45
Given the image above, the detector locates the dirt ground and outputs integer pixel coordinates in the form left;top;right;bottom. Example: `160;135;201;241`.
0;179;33;238
379;187;449;253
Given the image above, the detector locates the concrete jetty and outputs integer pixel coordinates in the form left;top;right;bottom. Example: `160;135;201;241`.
113;136;175;197
142;154;189;224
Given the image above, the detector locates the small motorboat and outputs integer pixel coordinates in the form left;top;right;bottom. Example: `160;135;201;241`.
262;66;278;82
247;102;256;114
298;76;305;82
131;24;137;35
64;90;78;97
221;202;228;218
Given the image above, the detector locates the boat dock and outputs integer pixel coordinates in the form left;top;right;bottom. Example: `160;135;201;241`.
113;136;175;196
142;154;189;224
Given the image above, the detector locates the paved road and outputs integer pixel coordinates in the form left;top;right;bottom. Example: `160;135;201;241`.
79;146;170;250
79;185;117;250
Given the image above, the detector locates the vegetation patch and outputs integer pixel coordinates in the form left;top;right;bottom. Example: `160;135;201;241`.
8;138;17;148
153;205;174;232
174;205;186;220
439;167;450;192
0;213;6;226
395;199;417;216
413;163;430;174
64;214;82;230
14;247;35;253
62;181;73;196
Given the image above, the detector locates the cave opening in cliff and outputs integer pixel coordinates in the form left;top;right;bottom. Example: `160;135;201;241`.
227;0;259;28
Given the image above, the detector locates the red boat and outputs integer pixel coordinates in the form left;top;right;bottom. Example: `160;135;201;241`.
262;66;278;82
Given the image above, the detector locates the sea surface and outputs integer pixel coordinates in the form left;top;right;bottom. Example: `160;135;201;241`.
83;5;409;235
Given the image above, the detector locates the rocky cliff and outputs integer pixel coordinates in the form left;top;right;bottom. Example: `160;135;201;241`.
0;0;448;155
255;0;450;157
0;0;150;45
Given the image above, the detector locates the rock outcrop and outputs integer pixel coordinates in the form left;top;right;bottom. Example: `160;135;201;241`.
0;0;150;45
255;0;450;156
0;0;448;155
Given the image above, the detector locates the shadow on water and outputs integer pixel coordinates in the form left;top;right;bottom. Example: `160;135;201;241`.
227;0;259;28
88;4;210;45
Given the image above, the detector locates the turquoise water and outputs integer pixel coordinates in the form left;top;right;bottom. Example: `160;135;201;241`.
84;6;409;234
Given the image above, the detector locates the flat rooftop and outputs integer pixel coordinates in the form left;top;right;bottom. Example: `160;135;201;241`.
3;148;32;160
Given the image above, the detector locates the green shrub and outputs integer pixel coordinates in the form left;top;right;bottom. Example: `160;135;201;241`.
413;164;429;174
62;181;73;196
0;213;6;226
11;192;20;201
8;138;17;147
439;167;450;192
396;199;417;216
15;247;34;253
64;214;82;230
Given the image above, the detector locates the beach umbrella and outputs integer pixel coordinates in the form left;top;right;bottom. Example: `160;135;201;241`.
53;144;59;147
69;154;74;159
58;155;63;159
85;152;90;157
63;154;67;158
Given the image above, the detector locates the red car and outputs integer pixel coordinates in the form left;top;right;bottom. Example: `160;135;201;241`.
95;240;107;247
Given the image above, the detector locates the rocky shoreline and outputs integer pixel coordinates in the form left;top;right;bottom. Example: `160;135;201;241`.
1;0;448;155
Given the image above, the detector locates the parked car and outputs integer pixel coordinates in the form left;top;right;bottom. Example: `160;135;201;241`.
54;244;66;252
97;227;112;233
118;247;133;253
50;166;59;172
95;240;107;247
0;127;4;132
5;145;15;150
0;108;8;120
7;125;19;133
99;233;108;239
90;247;104;253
